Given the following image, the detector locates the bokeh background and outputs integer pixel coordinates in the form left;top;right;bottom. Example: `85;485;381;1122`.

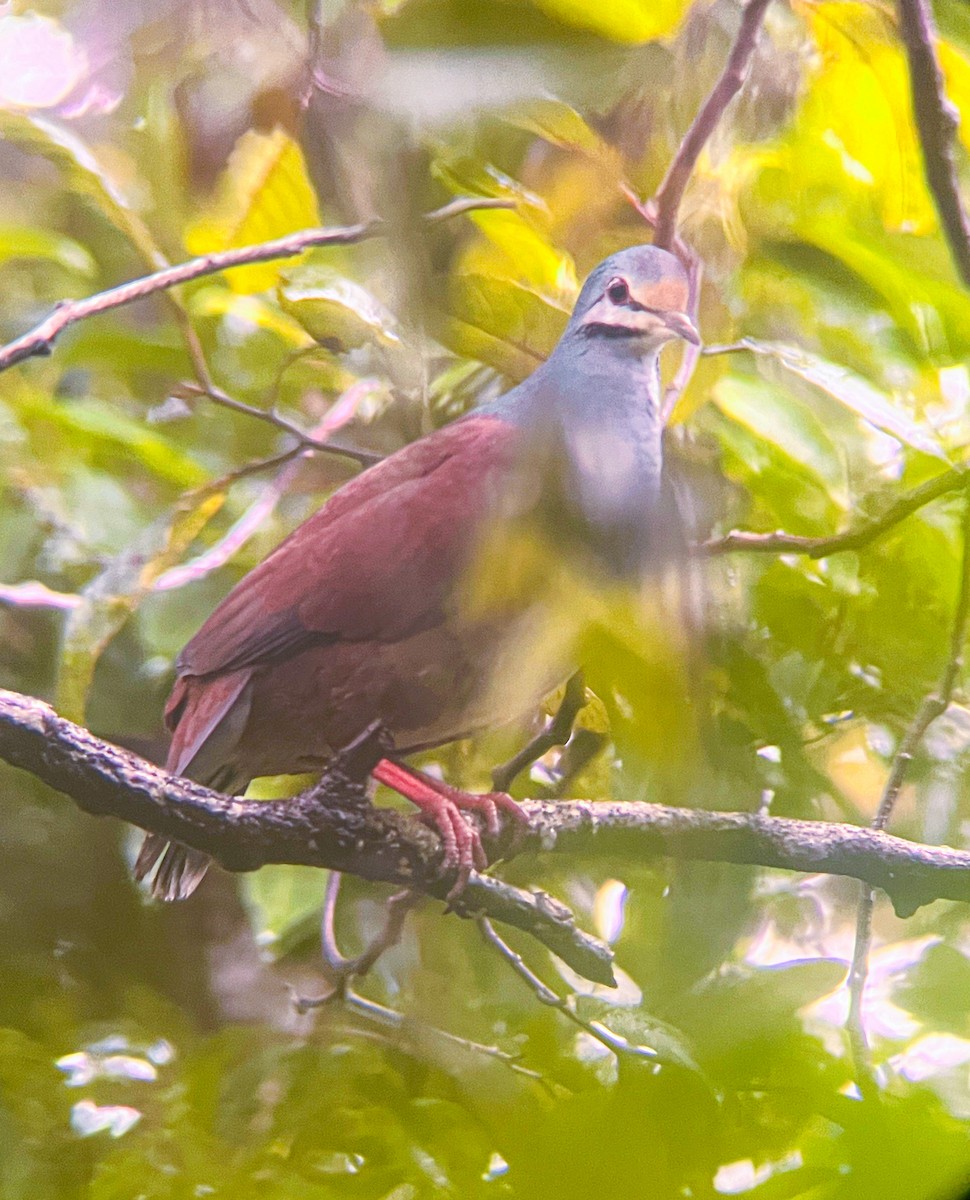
4;0;970;1196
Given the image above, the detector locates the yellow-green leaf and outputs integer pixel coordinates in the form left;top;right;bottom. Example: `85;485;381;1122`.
278;265;403;352
531;0;689;44
443;273;570;381
185;128;320;294
56;483;226;721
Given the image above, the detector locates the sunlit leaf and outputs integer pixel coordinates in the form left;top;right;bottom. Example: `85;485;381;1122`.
185;128;320;294
799;0;932;232
738;339;949;461
531;0;689;44
185;286;312;351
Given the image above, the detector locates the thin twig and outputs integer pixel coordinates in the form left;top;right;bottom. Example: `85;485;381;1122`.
478;917;658;1062
491;672;588;793
319;871;418;979
155;386;379;591
0;581;81;611
290;981;549;1086
175;380;382;468
897;0;970;286
702;466;969;559
845;890;878;1090
652;0;774;250
845;481;970;1081
0;197;514;374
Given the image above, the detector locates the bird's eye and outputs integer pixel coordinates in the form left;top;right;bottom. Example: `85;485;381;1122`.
606;278;629;305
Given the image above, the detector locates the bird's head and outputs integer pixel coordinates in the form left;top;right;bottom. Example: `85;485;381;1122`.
566;244;699;352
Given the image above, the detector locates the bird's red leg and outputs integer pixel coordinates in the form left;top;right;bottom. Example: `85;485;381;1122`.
371;758;528;896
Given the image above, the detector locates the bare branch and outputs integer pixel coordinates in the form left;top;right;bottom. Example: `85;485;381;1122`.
701;466;969;559
319;871;418;979
0;581;81;611
897;0;970;286
175;380;382;468
0;197;514;375
845;890;878;1091
491;671;588;793
652;0;774;250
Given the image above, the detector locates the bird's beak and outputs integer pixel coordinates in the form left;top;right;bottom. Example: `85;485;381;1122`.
662;311;701;346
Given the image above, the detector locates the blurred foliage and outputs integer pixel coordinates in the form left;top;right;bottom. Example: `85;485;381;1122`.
3;0;970;1196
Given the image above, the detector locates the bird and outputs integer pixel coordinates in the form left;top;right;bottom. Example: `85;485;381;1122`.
135;243;699;902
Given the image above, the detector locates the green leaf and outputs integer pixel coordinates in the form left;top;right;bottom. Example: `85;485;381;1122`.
278;264;403;352
739;339;949;461
442;273;569;380
0;223;95;275
240;865;327;960
0;111;163;266
13;395;208;490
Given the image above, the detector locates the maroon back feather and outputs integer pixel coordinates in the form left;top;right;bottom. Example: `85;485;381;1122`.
176;415;517;682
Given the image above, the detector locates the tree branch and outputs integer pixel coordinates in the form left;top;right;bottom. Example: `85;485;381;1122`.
652;0;774;250
5;686;970;981
0;197;513;375
701;465;969;559
897;0;970;287
0;688;614;986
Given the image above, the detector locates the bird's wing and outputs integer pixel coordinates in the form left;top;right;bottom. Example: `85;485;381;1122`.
174;414;519;683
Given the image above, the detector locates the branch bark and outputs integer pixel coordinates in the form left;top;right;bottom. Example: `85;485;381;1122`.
897;0;970;287
0;197;513;375
652;0;774;250
3;687;970;975
701;465;969;559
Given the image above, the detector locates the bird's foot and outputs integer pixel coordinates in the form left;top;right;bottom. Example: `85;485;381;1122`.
371;758;529;900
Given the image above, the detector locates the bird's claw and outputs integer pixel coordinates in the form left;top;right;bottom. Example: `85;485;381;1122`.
370;758;529;902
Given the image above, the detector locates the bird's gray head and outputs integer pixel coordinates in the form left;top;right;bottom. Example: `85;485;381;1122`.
564;244;699;352
511;244;697;577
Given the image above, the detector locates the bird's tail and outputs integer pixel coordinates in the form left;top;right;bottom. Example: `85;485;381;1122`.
134;836;211;901
135;670;254;902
